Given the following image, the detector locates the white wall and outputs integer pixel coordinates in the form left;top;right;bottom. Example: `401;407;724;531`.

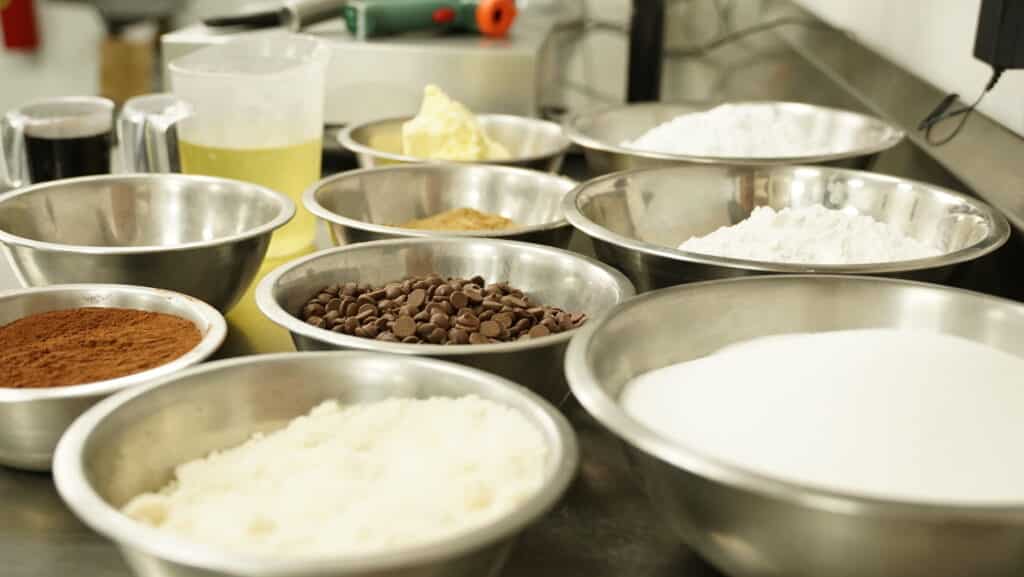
795;0;1024;137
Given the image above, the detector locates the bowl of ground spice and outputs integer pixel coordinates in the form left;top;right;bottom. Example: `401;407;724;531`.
0;284;226;471
256;238;634;403
304;164;577;249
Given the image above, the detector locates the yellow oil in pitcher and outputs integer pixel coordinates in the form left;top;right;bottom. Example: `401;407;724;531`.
179;138;321;259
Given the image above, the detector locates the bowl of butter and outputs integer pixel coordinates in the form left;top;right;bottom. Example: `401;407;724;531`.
339;85;570;173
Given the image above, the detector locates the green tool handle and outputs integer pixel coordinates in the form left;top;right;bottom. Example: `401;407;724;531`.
343;0;516;39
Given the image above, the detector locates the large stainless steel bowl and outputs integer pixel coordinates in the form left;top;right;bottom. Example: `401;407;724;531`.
54;352;578;577
565;275;1024;577
339;114;571;173
0;174;294;312
564;102;906;175
0;284;225;471
305;163;578;249
256;238;635;402
564;164;1009;291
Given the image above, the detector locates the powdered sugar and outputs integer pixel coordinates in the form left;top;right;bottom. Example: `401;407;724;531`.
622;104;845;158
678;205;940;265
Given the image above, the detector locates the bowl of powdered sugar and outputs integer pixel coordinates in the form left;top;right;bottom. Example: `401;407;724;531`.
565;275;1024;577
564;164;1009;291
54;351;577;577
563;101;905;175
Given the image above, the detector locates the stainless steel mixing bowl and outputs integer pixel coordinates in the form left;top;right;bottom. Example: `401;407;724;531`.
305;163;578;248
0;174;295;312
564;102;905;175
54;352;578;577
565;275;1024;577
564;164;1009;292
339;114;571;173
256;238;634;402
0;284;225;471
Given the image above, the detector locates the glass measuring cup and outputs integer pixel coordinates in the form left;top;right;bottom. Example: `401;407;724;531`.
168;33;329;259
1;96;114;188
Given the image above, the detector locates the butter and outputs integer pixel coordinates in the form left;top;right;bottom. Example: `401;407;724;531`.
401;85;511;161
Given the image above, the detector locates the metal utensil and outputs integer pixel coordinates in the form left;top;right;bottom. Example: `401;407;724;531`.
563;164;1009;292
54;351;578;577
0;284;226;471
204;0;346;31
255;238;635;402
338;114;571;173
565;275;1024;577
0;174;294;312
304;163;577;248
563;101;906;175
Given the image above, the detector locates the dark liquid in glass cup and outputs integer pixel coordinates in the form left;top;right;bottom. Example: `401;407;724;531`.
24;129;112;183
2;96;114;187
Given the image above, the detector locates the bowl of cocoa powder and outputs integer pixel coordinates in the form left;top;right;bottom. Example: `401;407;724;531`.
256;238;635;403
0;284;227;471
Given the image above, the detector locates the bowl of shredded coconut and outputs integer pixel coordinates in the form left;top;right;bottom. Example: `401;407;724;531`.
53;352;577;577
563;164;1009;291
563;101;905;175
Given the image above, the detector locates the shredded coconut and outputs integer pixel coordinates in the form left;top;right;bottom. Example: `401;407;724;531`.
622;103;848;158
122;396;548;558
678;205;939;265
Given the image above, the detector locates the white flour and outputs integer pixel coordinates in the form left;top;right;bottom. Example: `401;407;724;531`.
622;104;842;158
620;329;1024;504
678;205;939;265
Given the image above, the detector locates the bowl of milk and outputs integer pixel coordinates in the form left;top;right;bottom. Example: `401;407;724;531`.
565;274;1024;577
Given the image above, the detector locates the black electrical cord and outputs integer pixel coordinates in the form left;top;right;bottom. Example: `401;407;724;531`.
918;68;1004;146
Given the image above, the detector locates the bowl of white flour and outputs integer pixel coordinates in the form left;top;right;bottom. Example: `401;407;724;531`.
563;101;905;176
565;275;1024;577
53;352;577;577
563;164;1009;291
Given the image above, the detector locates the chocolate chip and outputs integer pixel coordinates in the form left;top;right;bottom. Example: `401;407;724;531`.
449;327;469;344
450;291;469;309
345;303;359;317
427;328;446;344
377;332;398;342
430;313;450;330
529;325;551;338
469;332;489;345
402;335;421;344
394;316;416;338
407;288;426;309
385;285;403;300
307;316;325;329
480;320;501;338
493;312;514;329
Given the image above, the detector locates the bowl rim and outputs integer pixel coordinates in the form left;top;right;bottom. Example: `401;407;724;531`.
562;164;1011;274
337;113;572;166
563;100;907;165
303;163;578;239
255;237;636;355
0;283;227;402
53;351;580;576
565;274;1024;520
0;173;296;255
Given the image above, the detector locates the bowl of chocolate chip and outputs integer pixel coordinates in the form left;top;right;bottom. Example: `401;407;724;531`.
304;164;578;249
256;238;634;402
0;284;226;471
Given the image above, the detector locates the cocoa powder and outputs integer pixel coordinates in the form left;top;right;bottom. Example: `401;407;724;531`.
0;307;202;389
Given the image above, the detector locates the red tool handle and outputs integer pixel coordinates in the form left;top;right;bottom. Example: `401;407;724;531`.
2;0;40;51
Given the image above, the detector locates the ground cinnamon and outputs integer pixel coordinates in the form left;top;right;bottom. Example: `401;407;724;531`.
0;307;202;389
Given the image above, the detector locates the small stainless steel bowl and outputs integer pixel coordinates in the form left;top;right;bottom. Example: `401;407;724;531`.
305;163;578;249
565;275;1024;577
54;352;578;577
339;114;571;173
0;284;225;471
564;164;1009;292
0;174;295;312
256;238;634;402
564;101;905;175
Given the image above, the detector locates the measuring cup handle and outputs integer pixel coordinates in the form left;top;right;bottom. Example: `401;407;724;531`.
117;96;190;173
0;112;28;190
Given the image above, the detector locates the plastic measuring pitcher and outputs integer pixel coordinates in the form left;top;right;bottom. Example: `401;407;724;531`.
168;33;328;259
